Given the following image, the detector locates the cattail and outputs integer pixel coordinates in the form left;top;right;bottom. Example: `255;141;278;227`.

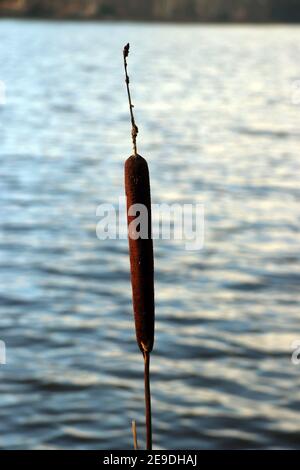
125;155;155;354
123;43;155;450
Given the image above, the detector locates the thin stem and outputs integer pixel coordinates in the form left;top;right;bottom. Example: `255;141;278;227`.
132;420;139;450
123;43;138;156
144;351;152;450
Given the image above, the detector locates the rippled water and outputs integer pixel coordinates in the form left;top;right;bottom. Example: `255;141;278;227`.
0;20;300;450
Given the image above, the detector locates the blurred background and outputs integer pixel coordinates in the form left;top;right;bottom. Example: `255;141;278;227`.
0;0;300;450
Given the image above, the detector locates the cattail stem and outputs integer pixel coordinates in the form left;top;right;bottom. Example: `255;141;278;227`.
123;43;138;156
132;420;139;450
144;351;152;450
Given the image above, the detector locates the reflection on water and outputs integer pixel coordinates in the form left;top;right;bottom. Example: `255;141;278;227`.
0;20;300;449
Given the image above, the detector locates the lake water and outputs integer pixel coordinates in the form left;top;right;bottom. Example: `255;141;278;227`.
0;20;300;449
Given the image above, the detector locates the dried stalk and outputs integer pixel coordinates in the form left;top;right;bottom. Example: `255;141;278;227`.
123;43;139;157
132;420;139;450
144;351;152;450
123;43;155;451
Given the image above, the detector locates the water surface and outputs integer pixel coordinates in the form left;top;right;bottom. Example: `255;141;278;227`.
0;20;300;449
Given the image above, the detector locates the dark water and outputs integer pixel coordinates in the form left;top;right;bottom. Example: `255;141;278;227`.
0;20;300;449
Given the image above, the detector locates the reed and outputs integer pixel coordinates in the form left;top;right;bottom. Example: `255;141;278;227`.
123;43;155;451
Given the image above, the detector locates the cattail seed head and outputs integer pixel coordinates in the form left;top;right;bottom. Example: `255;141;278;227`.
125;154;155;354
